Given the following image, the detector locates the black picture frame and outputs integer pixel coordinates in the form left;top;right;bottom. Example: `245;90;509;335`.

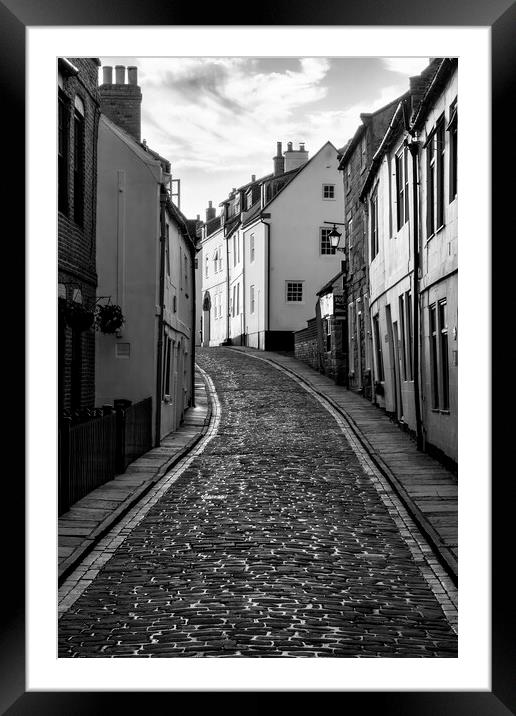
3;0;512;711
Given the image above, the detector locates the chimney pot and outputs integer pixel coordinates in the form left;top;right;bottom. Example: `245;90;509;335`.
299;142;305;151
102;66;113;84
251;174;256;182
287;141;293;152
206;201;216;222
276;141;282;157
209;201;212;208
115;65;125;84
127;66;138;85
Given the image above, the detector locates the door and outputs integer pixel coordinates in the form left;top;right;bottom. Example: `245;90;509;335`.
392;320;404;421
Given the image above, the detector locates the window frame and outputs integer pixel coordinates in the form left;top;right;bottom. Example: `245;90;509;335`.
322;184;336;200
320;226;337;256
447;99;458;203
73;100;85;227
426;114;446;239
286;281;304;304
395;145;410;231
370;187;379;260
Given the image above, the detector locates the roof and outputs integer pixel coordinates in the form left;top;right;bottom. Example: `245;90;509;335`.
410;58;458;131
338;95;405;170
101;114;163;170
316;269;346;297
260;141;339;213
358;60;444;202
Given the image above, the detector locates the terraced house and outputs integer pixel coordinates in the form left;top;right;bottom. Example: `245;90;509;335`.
57;57;101;416
95;65;198;445
200;140;344;351
360;58;457;465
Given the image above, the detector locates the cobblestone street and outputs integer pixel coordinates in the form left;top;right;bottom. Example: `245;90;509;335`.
58;347;457;658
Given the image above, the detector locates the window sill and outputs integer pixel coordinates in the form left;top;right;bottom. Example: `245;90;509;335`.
431;408;450;414
426;223;446;243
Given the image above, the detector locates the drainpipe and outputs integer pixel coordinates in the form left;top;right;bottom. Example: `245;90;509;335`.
155;189;166;447
407;135;424;451
261;215;271;349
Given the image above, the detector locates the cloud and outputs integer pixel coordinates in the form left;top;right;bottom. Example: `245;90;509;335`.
133;57;333;175
383;57;430;77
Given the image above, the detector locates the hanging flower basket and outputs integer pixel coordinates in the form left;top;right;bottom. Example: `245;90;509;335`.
63;299;95;332
95;303;124;334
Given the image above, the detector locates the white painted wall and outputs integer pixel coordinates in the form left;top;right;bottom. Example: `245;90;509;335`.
95;117;160;438
200;223;228;346
267;142;344;333
95;116;193;444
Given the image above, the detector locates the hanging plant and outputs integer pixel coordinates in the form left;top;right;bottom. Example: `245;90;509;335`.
63;299;95;332
95;303;124;334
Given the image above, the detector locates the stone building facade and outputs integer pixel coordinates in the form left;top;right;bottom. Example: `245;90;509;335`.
58;57;101;415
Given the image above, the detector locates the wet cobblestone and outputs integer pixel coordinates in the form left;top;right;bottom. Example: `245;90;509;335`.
58;348;457;657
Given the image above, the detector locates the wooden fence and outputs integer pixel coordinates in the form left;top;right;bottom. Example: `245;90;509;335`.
58;397;152;515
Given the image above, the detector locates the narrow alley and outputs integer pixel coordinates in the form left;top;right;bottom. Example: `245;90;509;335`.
58;348;457;658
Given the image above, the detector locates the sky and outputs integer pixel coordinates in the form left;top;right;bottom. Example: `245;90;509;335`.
99;57;430;221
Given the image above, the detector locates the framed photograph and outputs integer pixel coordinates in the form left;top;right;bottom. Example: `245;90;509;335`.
3;0;511;710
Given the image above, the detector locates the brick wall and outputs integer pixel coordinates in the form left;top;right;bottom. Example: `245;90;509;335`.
99;84;142;142
58;58;101;412
342;101;398;393
294;319;319;371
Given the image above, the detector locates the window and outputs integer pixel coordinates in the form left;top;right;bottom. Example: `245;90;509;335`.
250;285;255;314
236;283;240;315
360;135;367;172
73;97;85;226
347;219;353;250
348;302;355;374
245;189;253;210
286;281;303;303
250;234;255;263
426;115;445;237
325;319;332;352
373;313;384;382
320;227;336;255
205;255;209;278
58;91;69;214
233;235;237;266
448;99;458;202
395;146;410;230
165;225;170;276
213;249;219;273
184;254;188;290
345;163;351;193
218;245;223;272
370;189;379;259
163;338;172;398
429;299;450;410
323;184;335;199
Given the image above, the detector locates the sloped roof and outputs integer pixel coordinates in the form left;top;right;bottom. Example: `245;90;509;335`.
316;269;346;297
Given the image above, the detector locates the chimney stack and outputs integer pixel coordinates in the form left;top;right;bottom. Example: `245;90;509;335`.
284;141;309;172
206;200;216;223
273;141;285;176
251;174;256;182
100;64;142;142
127;66;138;85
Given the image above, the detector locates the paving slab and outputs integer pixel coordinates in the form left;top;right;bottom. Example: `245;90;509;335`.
58;368;212;584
